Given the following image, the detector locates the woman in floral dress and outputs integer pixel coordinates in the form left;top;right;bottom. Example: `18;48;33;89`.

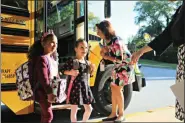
96;20;134;122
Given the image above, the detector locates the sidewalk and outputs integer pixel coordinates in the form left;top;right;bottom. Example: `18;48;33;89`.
88;106;183;122
125;106;182;122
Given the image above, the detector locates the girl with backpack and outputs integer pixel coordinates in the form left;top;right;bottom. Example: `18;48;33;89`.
28;31;58;123
60;38;95;122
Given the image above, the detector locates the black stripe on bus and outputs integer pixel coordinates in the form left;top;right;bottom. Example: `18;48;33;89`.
89;34;101;41
1;83;17;91
1;5;30;17
1;44;29;53
75;16;85;25
2;27;29;37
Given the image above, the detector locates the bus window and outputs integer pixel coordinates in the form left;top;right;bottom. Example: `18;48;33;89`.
47;0;74;28
2;0;28;10
47;0;75;59
35;1;44;41
79;1;84;17
88;1;103;32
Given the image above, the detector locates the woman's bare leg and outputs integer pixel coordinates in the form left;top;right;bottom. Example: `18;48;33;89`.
107;84;118;118
115;85;125;120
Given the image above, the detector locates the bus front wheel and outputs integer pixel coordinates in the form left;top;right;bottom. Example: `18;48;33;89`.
92;65;133;115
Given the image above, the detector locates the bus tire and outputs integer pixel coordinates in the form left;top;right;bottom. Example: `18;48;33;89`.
92;64;133;115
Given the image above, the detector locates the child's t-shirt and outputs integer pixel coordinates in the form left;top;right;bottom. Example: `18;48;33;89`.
46;55;58;79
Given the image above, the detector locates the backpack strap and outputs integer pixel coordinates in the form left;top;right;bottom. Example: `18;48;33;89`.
85;60;91;74
73;58;79;70
66;58;79;103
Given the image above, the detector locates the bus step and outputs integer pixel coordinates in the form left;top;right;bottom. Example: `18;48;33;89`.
52;104;71;110
34;102;81;114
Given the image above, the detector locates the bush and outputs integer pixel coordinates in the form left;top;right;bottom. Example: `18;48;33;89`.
141;46;178;64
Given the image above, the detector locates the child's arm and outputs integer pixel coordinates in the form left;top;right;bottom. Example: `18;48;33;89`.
63;69;79;77
36;56;52;94
59;58;79;77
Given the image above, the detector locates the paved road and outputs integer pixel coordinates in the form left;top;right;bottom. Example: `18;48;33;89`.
141;66;176;80
1;66;177;123
124;66;176;114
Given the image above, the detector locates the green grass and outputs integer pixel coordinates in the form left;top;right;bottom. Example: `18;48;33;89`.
139;59;177;69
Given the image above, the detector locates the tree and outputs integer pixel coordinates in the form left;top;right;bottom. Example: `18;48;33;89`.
134;0;181;37
130;0;182;63
88;11;100;31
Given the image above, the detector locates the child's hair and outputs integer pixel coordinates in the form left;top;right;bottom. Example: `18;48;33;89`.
75;38;86;48
27;34;57;60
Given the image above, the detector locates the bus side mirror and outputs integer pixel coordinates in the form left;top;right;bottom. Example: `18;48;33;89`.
104;0;111;18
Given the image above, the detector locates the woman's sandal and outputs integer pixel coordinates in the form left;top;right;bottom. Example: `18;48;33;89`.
114;116;126;123
102;116;117;121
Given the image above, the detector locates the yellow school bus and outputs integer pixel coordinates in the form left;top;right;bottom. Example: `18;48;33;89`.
1;0;144;115
1;0;35;115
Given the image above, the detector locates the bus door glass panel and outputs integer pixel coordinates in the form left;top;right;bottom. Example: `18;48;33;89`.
35;0;44;41
47;0;74;29
87;1;103;32
47;0;74;60
75;0;85;40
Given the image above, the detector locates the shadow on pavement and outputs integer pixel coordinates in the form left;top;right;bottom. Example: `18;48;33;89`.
2;105;103;123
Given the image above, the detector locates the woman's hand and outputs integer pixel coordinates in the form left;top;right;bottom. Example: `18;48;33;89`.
131;46;153;64
70;69;79;76
103;46;109;52
90;63;96;76
131;50;143;64
47;93;56;103
100;46;109;57
100;49;105;57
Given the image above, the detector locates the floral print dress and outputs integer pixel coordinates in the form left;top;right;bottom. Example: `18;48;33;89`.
60;58;95;105
107;36;134;86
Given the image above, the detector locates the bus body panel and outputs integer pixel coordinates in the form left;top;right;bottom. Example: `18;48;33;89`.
88;40;102;86
1;0;35;115
1;35;30;46
1;91;34;115
1;53;28;83
1;13;30;30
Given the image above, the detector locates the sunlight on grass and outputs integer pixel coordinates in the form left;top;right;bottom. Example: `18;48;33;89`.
139;59;177;69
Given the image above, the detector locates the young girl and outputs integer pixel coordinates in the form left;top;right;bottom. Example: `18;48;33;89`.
60;38;95;122
28;31;58;123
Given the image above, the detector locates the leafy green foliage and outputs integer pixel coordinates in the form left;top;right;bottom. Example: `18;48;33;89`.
128;0;182;63
47;1;74;28
88;12;100;31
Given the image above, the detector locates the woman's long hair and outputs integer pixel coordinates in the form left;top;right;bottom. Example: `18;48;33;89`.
96;20;116;40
